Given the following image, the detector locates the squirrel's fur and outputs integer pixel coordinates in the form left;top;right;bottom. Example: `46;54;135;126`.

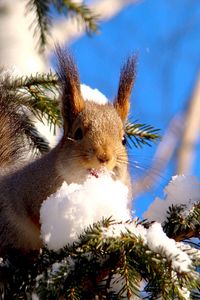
0;86;26;169
0;48;136;255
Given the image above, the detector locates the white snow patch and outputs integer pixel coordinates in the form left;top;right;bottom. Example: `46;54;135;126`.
40;172;130;250
146;223;192;273
102;222;147;243
144;175;200;222
40;172;195;275
81;84;108;104
103;221;193;273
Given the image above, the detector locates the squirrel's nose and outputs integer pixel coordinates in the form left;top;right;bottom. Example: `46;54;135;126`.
97;153;111;164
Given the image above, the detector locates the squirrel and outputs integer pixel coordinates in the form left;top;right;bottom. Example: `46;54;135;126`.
0;48;136;255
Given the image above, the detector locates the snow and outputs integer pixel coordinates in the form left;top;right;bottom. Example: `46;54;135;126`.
40;173;196;274
144;175;200;222
102;221;147;243
102;221;193;273
146;223;192;273
103;220;194;273
81;84;108;104
40;171;130;250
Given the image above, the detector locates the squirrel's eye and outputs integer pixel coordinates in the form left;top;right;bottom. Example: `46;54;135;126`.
122;135;127;146
74;127;83;140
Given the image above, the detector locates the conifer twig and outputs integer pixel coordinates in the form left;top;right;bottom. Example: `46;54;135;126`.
26;0;99;52
163;203;200;242
125;121;161;148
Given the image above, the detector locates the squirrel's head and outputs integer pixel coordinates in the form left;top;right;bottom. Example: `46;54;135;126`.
56;47;136;183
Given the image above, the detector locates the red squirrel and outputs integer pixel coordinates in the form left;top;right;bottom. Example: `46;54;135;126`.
0;48;136;255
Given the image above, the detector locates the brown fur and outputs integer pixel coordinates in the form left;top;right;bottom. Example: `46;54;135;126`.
0;50;136;255
0;86;26;168
56;46;85;133
114;56;136;122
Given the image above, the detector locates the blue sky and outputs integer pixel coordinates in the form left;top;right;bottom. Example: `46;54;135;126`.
60;0;200;217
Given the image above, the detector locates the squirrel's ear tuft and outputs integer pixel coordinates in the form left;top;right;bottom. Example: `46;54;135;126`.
56;46;85;134
114;55;136;122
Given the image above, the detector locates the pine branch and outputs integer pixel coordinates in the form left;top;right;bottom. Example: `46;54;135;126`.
125;122;161;148
26;0;51;52
5;72;61;133
0;72;61;155
118;249;140;299
36;219;199;299
25;0;99;52
0;218;199;299
163;203;200;242
8;71;58;90
53;0;99;34
0;73;51;156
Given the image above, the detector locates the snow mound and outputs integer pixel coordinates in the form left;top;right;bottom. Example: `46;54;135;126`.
147;223;192;273
40;172;130;250
144;175;200;222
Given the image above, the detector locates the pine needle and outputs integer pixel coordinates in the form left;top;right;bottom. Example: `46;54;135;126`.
26;0;99;52
125;121;161;148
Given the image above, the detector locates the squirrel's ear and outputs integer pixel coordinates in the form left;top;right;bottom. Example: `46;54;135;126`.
56;46;85;134
114;56;136;122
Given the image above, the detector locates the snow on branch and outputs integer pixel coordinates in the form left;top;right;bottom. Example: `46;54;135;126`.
0;173;199;298
40;172;199;282
144;175;200;223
